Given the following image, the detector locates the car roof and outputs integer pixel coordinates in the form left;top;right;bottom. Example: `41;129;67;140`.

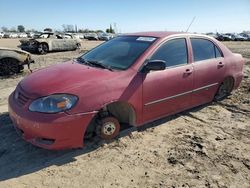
123;31;218;41
124;31;185;38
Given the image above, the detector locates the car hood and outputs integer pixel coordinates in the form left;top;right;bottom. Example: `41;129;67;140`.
19;61;134;98
0;47;30;55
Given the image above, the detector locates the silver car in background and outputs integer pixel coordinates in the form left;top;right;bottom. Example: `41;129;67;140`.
19;32;81;54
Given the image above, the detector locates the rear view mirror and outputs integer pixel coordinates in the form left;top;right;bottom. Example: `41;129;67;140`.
141;60;166;73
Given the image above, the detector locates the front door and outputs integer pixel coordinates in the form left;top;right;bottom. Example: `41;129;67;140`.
142;38;194;123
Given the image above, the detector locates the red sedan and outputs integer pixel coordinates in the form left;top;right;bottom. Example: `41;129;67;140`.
8;32;244;150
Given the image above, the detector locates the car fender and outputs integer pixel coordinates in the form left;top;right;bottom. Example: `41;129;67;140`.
0;48;30;65
35;39;52;51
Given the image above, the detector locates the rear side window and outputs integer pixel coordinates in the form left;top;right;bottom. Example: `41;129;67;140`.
215;46;222;58
191;38;223;62
150;38;188;67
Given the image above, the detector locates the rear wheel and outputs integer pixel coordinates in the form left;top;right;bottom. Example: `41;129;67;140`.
76;43;81;50
214;77;234;101
0;58;20;76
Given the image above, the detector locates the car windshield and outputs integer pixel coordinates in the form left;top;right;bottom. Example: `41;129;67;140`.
78;36;157;70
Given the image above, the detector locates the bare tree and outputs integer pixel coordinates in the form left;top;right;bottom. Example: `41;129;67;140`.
62;24;74;32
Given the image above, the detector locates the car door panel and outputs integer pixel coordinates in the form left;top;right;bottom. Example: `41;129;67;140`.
142;37;193;123
192;58;225;105
190;38;226;106
51;39;63;51
143;64;193;123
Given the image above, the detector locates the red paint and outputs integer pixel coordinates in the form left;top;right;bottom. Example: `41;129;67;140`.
8;32;244;150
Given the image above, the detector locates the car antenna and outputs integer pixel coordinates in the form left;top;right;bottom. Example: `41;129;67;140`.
186;16;196;32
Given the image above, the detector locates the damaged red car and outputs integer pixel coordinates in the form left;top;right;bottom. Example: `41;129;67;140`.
8;32;245;150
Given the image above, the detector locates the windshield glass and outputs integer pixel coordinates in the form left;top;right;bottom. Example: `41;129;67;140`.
79;36;157;70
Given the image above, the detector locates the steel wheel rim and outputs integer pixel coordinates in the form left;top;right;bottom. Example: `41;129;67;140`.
102;122;116;136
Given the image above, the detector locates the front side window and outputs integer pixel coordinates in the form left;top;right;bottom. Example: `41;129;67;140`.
150;38;188;67
191;38;223;62
79;36;156;70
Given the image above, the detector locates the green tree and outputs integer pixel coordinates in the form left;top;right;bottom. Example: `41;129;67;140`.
44;28;53;32
96;30;104;33
17;25;25;32
106;24;115;33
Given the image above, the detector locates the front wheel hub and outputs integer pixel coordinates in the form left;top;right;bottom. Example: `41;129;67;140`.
99;117;120;140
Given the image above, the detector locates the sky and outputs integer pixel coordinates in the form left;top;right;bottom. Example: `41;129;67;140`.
0;0;249;33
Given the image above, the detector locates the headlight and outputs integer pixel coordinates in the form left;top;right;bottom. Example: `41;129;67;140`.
29;94;78;113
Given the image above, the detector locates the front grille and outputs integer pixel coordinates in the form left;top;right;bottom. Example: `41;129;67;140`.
15;90;30;107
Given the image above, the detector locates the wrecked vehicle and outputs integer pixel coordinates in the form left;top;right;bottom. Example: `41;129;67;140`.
8;32;244;150
85;33;99;40
19;32;81;54
0;47;33;76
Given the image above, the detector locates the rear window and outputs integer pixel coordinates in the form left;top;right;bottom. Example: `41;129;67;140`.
191;38;223;62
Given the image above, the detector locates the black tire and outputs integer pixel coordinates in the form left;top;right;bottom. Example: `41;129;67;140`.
0;58;20;76
76;43;81;50
38;43;49;54
214;77;234;101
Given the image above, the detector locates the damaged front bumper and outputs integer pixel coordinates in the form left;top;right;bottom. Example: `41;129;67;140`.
8;91;97;150
20;44;38;54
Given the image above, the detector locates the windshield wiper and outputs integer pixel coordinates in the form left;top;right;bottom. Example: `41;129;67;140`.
76;57;90;65
87;60;114;71
76;58;113;71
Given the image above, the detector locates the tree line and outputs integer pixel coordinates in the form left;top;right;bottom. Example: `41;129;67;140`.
1;24;116;33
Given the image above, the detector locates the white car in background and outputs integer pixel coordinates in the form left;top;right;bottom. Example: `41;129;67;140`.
239;33;250;41
66;33;84;39
9;33;18;38
18;33;28;38
0;32;4;38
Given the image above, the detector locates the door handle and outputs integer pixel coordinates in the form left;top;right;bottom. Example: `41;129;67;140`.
218;62;224;68
184;69;193;75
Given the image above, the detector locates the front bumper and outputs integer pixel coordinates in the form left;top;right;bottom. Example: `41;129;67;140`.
8;92;96;150
20;44;38;53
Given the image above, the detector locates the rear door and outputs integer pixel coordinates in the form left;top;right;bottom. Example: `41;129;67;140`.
190;38;225;106
63;34;76;50
51;35;65;51
142;38;194;123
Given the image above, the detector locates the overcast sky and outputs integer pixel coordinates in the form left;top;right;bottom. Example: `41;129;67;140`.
0;0;249;33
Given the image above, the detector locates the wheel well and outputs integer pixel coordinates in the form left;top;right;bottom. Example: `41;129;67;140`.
0;57;21;76
223;76;235;91
0;57;19;62
39;42;49;48
83;101;136;140
105;101;136;126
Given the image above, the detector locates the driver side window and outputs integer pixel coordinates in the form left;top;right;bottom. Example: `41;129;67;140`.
150;38;188;67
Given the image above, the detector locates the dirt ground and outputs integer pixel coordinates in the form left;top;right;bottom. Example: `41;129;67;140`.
0;39;249;188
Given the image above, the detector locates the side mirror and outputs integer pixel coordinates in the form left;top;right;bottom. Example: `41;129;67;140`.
141;60;166;73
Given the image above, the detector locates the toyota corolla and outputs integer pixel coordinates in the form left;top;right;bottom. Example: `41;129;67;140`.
8;32;244;150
